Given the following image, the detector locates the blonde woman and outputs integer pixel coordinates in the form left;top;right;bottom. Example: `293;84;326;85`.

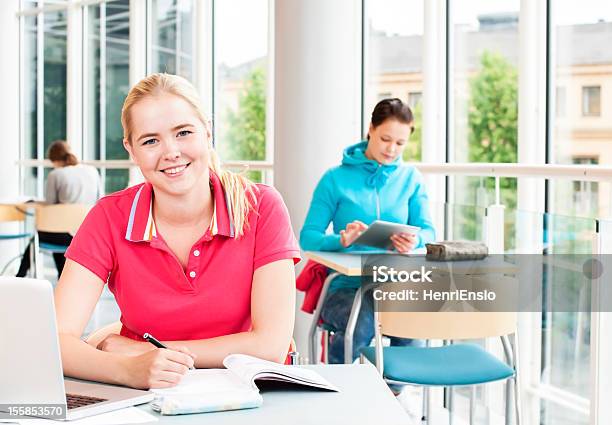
54;73;300;389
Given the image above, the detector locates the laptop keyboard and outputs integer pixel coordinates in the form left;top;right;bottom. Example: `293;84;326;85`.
66;393;108;410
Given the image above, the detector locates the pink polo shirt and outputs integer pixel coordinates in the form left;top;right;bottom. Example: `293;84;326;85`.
66;172;301;341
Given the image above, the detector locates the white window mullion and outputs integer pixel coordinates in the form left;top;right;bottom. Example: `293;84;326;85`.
264;0;274;185
175;0;181;75
99;2;106;193
66;0;83;158
36;8;44;198
18;1;26;196
127;0;147;187
591;225;612;425
422;0;447;238
129;0;146;86
516;0;547;423
194;0;213;121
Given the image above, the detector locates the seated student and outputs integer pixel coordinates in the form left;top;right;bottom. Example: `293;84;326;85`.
54;73;300;389
300;98;435;365
16;140;100;278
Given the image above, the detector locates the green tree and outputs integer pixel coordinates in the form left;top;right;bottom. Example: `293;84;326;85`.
223;68;266;159
456;51;519;244
468;50;518;165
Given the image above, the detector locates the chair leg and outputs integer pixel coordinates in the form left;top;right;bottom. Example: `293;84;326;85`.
448;386;454;425
322;330;329;364
513;377;522;425
505;379;512;425
421;387;431;424
0;254;21;275
469;386;476;425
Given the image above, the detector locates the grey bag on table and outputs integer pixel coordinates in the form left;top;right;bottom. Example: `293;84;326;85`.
425;241;488;261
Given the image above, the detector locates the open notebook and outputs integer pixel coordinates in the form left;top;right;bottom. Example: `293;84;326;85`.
151;354;338;415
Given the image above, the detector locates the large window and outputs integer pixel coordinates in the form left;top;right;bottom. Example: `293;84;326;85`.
85;0;130;194
546;4;612;424
150;0;195;81
449;1;519;246
23;7;68;197
364;0;424;162
215;0;270;183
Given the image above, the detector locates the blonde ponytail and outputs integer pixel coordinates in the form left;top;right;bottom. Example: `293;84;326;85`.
121;73;258;237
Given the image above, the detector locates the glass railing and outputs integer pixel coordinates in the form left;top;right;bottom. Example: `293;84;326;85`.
437;202;594;424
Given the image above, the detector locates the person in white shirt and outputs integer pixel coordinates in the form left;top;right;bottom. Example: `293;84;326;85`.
16;140;101;277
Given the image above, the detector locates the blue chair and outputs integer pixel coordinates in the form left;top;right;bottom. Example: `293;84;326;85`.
0;205;33;275
360;308;521;425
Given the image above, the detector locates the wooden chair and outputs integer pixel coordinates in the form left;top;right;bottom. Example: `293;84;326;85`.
33;204;91;278
0;205;33;275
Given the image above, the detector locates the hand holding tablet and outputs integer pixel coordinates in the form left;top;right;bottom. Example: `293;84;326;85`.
351;220;420;251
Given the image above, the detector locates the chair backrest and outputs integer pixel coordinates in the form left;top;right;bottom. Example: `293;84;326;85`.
36;204;91;235
0;205;26;223
376;272;517;339
379;311;517;340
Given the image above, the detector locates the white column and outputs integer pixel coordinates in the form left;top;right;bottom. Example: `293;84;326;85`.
421;0;447;239
274;0;362;358
0;0;23;266
194;0;213;116
127;0;147;187
128;0;147;87
517;2;548;424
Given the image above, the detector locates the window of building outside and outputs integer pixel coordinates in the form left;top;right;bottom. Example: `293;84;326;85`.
546;3;612;424
150;0;195;81
215;0;269;183
85;0;130;195
364;0;424;163
556;86;566;117
447;1;520;420
581;85;601;116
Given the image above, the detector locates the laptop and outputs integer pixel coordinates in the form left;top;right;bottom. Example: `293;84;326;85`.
0;277;154;421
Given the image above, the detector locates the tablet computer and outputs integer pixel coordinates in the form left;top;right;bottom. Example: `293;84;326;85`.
352;220;420;249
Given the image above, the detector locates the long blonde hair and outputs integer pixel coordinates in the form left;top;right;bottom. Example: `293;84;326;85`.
121;73;258;237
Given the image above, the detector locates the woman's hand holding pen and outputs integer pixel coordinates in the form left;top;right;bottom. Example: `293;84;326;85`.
340;220;368;248
122;348;196;389
96;333;196;388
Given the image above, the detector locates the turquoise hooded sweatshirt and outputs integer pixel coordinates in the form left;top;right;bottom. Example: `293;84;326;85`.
300;141;436;291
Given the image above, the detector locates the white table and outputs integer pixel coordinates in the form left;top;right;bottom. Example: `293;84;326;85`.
138;363;410;424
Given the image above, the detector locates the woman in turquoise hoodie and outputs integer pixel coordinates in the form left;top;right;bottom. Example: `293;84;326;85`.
300;98;435;364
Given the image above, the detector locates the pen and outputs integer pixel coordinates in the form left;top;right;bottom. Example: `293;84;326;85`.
143;332;195;369
143;332;166;349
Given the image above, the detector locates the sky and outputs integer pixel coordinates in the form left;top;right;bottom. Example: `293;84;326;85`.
214;0;612;66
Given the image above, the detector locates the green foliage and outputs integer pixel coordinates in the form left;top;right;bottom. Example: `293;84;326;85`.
222;67;267;162
403;101;422;162
468;50;518;164
468;50;518;211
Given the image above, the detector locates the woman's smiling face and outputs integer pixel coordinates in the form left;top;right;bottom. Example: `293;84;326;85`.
123;93;211;197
